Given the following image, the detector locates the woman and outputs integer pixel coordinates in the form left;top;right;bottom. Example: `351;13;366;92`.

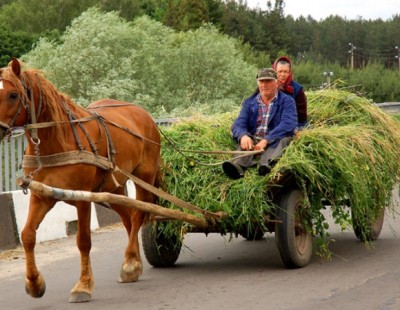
273;56;307;129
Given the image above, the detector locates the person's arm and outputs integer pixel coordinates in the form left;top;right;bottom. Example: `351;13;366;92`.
232;99;253;143
295;89;307;125
265;94;297;145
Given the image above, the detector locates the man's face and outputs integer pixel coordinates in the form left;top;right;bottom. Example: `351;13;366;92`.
276;63;291;83
258;79;278;99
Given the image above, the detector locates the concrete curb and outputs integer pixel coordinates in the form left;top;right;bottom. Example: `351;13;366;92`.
0;181;136;251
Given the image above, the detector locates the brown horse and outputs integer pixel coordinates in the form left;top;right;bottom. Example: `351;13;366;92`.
0;58;161;302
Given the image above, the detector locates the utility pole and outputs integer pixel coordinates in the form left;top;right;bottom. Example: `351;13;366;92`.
349;43;356;70
396;46;400;73
323;71;334;89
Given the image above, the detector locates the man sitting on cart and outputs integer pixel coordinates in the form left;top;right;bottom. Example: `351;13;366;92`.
222;68;297;179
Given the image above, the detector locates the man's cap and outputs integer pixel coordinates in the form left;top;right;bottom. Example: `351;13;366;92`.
257;68;277;81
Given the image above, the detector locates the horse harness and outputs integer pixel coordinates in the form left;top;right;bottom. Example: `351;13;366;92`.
4;72;155;193
5;74;224;221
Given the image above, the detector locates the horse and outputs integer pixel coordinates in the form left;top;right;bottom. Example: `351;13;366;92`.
0;58;162;303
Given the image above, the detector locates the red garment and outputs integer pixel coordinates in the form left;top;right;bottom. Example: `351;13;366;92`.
273;56;308;126
273;56;294;95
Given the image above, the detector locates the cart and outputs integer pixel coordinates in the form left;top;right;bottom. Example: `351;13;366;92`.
140;171;386;269
21;163;386;271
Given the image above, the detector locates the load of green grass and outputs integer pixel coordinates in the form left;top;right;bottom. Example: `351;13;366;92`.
159;89;400;252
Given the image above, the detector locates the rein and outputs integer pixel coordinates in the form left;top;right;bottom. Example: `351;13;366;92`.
0;77;29;136
157;125;262;166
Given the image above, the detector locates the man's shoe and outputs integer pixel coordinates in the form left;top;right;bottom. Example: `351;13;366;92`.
258;164;271;176
222;161;244;180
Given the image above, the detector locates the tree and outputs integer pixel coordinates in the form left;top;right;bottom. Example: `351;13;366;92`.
0;0;96;33
0;23;35;67
23;8;256;116
179;0;209;30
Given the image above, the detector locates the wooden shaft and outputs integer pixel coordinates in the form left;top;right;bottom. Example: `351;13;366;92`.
17;178;208;228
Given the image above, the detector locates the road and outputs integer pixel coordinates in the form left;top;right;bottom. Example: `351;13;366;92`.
1;207;400;310
375;102;400;113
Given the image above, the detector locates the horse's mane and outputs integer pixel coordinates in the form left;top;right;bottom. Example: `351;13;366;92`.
2;66;87;148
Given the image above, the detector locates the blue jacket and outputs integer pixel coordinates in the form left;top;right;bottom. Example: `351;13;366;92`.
231;91;297;147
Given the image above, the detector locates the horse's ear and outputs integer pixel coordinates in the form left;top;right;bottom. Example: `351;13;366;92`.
10;57;21;77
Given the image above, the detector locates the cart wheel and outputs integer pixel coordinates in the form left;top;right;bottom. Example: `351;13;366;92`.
275;188;313;268
352;207;385;241
141;222;182;267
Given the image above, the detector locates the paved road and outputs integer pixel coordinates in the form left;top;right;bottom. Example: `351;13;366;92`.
1;207;400;310
375;102;400;113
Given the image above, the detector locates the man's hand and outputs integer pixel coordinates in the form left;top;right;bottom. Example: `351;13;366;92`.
254;139;268;151
240;135;254;150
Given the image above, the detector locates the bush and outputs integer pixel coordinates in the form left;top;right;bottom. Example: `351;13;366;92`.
23;8;256;116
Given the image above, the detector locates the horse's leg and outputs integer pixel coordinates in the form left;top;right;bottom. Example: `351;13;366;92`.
22;195;55;298
118;207;146;283
111;184;151;283
69;201;94;303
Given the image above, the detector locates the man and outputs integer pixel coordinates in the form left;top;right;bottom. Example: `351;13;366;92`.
222;68;297;179
273;56;307;129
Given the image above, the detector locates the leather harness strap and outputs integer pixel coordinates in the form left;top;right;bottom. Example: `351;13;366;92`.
22;150;114;170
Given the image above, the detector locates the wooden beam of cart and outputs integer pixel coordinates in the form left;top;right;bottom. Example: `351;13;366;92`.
17;178;208;228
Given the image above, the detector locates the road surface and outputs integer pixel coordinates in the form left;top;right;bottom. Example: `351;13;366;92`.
1;207;400;310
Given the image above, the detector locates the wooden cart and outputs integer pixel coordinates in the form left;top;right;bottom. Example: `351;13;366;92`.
139;171;385;269
21;171;385;270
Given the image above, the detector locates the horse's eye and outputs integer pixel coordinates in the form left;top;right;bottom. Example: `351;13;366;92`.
9;93;18;100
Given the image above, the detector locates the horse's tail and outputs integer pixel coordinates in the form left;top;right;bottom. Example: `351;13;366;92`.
154;162;165;192
143;162;165;225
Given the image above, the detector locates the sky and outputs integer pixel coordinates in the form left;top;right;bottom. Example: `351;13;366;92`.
246;0;400;21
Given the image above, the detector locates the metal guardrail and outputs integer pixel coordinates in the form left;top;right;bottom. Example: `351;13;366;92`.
0;119;177;192
374;102;400;113
155;118;179;126
0;135;27;192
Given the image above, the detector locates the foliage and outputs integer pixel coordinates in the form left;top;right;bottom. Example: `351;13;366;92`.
0;23;36;67
159;90;400;257
23;8;141;106
23;8;256;115
293;60;400;103
0;0;94;33
1;0;400;102
1;0;400;71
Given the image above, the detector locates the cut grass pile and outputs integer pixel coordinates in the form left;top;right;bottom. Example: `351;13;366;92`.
158;90;400;252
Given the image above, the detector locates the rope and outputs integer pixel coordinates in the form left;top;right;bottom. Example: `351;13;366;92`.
24;103;255;167
157;125;262;166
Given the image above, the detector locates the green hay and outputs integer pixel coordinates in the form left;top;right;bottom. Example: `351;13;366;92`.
158;90;400;254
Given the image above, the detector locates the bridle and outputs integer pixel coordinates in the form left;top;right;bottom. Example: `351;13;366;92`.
0;75;32;140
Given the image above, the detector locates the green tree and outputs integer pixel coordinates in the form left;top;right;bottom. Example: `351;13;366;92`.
23;8;256;116
0;23;35;67
0;0;95;33
23;8;141;106
179;0;209;30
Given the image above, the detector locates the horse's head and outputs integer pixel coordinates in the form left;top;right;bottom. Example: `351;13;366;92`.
0;58;29;140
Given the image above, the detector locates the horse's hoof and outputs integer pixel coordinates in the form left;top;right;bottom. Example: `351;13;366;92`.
25;276;46;298
118;262;142;283
68;292;91;303
118;270;140;283
118;275;140;283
